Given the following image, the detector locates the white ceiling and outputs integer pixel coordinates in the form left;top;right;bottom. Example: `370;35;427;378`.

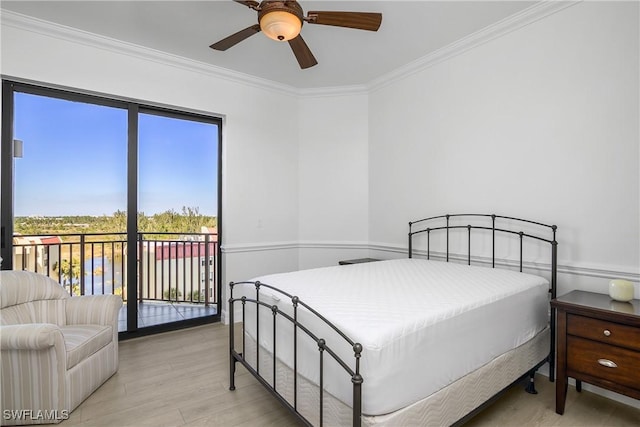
1;1;536;89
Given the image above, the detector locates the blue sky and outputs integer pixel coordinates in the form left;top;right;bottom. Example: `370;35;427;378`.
13;93;218;217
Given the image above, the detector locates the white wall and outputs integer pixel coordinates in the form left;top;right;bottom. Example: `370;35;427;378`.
368;1;639;298
297;93;370;269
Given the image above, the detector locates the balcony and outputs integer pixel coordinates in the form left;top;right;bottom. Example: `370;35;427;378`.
11;231;219;332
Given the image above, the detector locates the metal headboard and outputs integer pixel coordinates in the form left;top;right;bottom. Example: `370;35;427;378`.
408;213;558;380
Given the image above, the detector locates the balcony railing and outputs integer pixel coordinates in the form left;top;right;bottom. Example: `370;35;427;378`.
11;231;219;307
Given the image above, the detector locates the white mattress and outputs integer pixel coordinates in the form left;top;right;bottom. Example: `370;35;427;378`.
236;258;549;416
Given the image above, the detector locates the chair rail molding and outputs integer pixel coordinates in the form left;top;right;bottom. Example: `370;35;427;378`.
224;240;639;284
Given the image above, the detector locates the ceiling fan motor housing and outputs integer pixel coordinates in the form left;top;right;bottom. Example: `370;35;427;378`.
258;1;304;41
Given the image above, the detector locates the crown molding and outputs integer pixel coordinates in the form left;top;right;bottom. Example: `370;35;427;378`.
2;2;582;99
0;9;300;97
367;0;581;93
297;85;369;98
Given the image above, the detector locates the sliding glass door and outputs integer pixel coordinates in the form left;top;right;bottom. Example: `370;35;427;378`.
135;110;220;329
1;81;222;335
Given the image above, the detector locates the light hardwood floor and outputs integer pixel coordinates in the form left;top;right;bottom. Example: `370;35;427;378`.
63;324;640;426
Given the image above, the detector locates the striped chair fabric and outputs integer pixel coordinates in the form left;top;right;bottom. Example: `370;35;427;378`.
1;270;122;425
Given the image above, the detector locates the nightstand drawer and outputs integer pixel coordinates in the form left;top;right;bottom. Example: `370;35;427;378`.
567;336;640;390
567;314;640;351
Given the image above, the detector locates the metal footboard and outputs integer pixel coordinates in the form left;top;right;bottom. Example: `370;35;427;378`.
229;281;363;427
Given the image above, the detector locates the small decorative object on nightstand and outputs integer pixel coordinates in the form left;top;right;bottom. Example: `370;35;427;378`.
338;258;381;265
551;290;640;415
609;279;634;302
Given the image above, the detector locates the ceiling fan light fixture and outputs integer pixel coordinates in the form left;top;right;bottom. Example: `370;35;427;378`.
260;10;302;41
212;1;382;69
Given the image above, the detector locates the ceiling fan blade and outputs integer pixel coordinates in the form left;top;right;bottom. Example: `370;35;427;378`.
233;0;259;8
288;35;318;69
307;11;382;31
210;24;261;51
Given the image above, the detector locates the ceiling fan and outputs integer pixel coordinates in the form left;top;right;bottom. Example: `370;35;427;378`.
210;0;382;69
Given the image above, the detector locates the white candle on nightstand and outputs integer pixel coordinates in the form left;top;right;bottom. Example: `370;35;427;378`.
608;279;634;302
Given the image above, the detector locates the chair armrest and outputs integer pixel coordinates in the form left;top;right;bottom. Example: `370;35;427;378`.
1;324;68;414
0;323;63;350
66;294;123;326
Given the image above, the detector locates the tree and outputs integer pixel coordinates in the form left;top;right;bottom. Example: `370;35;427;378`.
53;258;81;296
110;210;127;233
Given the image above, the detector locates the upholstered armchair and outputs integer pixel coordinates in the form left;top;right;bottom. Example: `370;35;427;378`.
0;270;122;425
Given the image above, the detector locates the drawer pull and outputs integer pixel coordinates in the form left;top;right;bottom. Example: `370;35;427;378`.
603;330;611;337
597;359;617;368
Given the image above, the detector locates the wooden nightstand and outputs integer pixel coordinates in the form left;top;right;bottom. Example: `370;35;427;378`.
551;290;640;415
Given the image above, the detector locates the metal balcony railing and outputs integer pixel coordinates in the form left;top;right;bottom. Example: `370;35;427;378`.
11;231;219;306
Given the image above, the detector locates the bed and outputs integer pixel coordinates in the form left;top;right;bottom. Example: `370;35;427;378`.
228;214;558;426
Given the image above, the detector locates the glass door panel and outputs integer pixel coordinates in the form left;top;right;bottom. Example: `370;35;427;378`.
137;111;219;328
11;91;129;331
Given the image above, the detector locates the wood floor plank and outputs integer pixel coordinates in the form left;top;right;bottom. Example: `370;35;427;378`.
63;323;639;426
466;375;640;427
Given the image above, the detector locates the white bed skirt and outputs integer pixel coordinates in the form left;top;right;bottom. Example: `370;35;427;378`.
242;326;550;426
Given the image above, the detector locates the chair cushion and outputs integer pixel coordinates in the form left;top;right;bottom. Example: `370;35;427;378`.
61;325;112;369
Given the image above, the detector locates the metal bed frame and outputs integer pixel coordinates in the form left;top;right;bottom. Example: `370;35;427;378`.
228;213;558;427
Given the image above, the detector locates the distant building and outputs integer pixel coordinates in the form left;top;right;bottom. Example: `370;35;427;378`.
139;228;218;304
12;234;62;273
